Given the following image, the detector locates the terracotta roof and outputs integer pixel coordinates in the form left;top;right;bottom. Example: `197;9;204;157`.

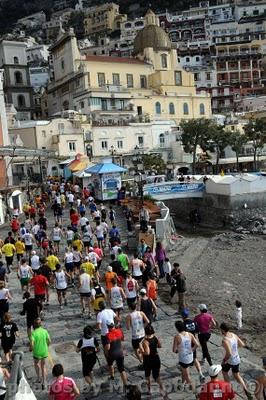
85;55;146;64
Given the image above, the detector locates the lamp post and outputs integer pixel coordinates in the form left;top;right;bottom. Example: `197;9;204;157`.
110;145;116;163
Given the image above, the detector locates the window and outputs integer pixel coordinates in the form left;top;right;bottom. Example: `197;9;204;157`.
15;71;23;84
174;71;182;85
17;95;25;107
127;74;133;88
117;140;123;149
14;56;19;64
101;141;108;149
75;79;80;87
68;142;76;151
183;103;189;115
196;56;200;62
161;54;168;68
155;102;161;114
169;103;175;115
159;133;165;147
206;72;211;80
42;130;46;138
194;73;200;82
80;101;84;109
138;136;144;147
186;57;190;62
98;73;105;87
61;59;65;70
200;103;205;115
112;73;120;86
140;75;147;88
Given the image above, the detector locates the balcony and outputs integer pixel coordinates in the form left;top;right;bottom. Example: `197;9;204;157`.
89;85;130;93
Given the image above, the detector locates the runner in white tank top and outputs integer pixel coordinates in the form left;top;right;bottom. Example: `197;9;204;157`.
54;265;69;308
226;334;240;366
125;275;138;306
79;271;92;317
130;310;145;340
173;321;199;387
110;285;125;317
131;255;144;280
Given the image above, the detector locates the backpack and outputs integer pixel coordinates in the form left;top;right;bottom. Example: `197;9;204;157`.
147;280;157;300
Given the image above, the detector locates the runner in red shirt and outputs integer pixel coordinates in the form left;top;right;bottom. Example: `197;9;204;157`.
199;365;235;400
49;363;79;400
10;218;20;234
70;212;79;228
30;270;49;306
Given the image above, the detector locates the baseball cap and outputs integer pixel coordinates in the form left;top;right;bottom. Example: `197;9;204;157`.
181;308;190;318
107;266;112;272
199;304;208;311
140;288;146;295
208;365;222;377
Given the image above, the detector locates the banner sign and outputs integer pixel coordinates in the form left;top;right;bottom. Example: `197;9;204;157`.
143;182;205;199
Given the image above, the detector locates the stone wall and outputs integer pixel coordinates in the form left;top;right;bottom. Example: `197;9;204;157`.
165;191;266;231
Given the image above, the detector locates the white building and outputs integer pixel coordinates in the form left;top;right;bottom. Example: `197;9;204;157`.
26;44;49;64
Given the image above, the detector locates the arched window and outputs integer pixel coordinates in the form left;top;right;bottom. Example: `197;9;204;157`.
200;103;205;115
155;102;161;114
183;102;189;115
169;102;175;115
15;71;23;84
13;56;19;64
159;133;165;147
17;95;25;107
161;54;168;68
63;100;69;110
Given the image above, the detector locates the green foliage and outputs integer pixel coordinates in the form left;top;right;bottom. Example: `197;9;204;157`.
142;153;166;174
228;130;248;171
180;118;216;174
244;118;266;171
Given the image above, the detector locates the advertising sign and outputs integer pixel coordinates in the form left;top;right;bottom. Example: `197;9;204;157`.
101;173;121;200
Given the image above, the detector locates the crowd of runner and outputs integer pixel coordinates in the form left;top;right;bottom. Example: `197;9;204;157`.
0;180;264;400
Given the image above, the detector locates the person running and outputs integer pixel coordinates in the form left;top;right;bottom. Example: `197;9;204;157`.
78;268;92;318
95;222;105;250
181;308;205;383
172;320;199;391
49;363;80;400
139;288;157;323
104;321;127;387
0;312;19;363
255;357;266;400
23;230;34;257
170;264;187;312
199;364;236;400
1;241;16;273
30;270;49;307
220;322;252;400
194;304;216;366
20;291;41;339
72;246;82;277
76;325;100;386
139;324;167;399
117;249;129;278
17;258;33;292
30;317;51;388
54;264;69;308
0;356;10;400
66;226;74;247
51;223;62;254
14;237;25;265
104;266;117;300
130;253;145;282
30;251;40;273
110;278;126;318
91;280;106;316
126;302;149;367
96;302;118;355
125;273;139;307
0;282;12;324
64;247;74;285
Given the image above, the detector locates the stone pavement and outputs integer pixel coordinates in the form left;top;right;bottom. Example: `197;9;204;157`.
0;205;263;400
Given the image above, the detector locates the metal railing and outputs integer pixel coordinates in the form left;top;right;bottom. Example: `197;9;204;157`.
6;352;23;400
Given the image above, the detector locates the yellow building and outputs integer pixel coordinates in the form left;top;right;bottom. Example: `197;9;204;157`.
47;10;211;124
83;3;127;37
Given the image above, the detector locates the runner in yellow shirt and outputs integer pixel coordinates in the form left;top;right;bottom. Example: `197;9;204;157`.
1;242;16;271
46;253;60;272
15;237;25;263
72;238;83;252
80;257;95;278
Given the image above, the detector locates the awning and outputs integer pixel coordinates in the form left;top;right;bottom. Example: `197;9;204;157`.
12;190;22;197
73;169;92;178
218;155;266;165
85;162;127;174
59;157;75;165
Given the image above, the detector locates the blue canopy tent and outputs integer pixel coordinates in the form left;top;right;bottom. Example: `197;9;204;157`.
85;162;127;201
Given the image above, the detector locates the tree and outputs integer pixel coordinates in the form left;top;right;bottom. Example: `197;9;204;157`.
244;118;266;171
180;118;215;174
228;130;248;172
207;126;232;174
142;153;166;174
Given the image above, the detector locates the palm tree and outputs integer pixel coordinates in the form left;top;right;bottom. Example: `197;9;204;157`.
228;130;248;172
